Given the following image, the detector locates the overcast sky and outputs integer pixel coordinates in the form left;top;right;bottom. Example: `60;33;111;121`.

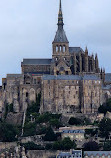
0;0;111;84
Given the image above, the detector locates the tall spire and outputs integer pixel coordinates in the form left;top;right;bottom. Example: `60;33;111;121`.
58;0;64;29
53;0;68;43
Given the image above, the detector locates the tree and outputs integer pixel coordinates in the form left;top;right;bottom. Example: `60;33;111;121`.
49;119;62;128
0;122;19;142
98;98;111;115
68;117;81;125
23;122;36;137
83;141;99;151
85;129;98;137
103;141;111;150
43;127;57;141
53;137;76;150
21;142;44;150
99;118;111;139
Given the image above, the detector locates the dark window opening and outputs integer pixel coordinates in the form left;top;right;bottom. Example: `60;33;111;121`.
26;92;28;97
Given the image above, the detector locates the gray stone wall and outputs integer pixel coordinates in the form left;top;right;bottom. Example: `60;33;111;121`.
41;78;103;114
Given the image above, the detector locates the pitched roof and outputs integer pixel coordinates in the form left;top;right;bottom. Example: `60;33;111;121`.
42;75;101;81
53;28;69;43
21;59;52;65
84;151;111;156
62;129;85;133
105;73;111;82
69;47;84;54
42;75;81;80
83;75;101;81
7;74;23;78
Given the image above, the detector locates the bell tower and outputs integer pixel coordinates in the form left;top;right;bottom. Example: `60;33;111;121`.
52;0;71;75
52;0;69;56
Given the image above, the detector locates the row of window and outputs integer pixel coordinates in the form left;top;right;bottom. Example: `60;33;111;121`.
56;45;66;52
84;80;101;84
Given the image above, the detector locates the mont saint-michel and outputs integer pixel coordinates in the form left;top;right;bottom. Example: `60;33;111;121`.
0;0;111;157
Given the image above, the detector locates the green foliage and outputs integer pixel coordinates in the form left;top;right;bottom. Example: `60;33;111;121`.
98;98;111;115
37;112;61;123
43;127;57;141
85;129;98;137
68;117;91;126
68;117;81;125
26;93;41;122
99;118;111;139
21;142;44;150
103;141;111;150
45;143;53;150
53;137;76;150
4;103;14;118
36;126;48;135
23;122;36;137
0;122;20;142
83;141;99;151
49;119;62;128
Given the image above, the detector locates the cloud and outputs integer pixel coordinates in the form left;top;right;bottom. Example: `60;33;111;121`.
0;0;111;84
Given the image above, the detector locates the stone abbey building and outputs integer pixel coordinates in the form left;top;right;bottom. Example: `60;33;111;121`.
0;0;110;116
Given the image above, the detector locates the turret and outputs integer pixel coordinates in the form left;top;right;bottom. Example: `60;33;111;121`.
85;47;88;72
95;53;99;73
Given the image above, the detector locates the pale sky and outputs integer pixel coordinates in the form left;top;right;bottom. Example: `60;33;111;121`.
0;0;111;84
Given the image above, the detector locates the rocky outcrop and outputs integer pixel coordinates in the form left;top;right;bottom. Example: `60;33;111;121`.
6;112;23;125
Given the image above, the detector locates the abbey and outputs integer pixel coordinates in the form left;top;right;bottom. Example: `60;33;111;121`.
0;0;110;117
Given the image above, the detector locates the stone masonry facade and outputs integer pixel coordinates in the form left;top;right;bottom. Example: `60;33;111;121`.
0;0;110;117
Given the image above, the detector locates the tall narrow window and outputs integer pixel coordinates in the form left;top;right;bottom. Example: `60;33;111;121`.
26;92;28;97
56;46;58;52
63;46;66;52
60;46;62;52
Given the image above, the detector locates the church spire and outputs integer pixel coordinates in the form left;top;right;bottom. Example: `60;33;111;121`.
58;0;64;29
53;0;68;43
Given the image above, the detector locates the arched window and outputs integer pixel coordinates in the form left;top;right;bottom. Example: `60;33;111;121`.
56;46;58;52
60;45;62;52
63;46;66;52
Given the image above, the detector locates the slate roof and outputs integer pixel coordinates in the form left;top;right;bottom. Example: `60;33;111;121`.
57;150;82;158
21;59;52;65
102;85;111;90
69;47;84;54
42;75;81;80
62;129;85;134
53;28;69;43
84;151;111;157
83;75;101;81
105;73;111;82
42;75;101;81
7;74;23;78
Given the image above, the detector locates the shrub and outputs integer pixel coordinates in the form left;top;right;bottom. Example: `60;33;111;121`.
43;127;57;141
21;142;44;150
0;122;19;142
98;98;111;115
99;118;111;139
68;117;81;125
83;141;99;151
53;137;76;150
23;122;36;137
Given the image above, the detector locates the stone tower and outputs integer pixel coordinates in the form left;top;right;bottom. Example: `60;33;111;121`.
52;0;71;75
